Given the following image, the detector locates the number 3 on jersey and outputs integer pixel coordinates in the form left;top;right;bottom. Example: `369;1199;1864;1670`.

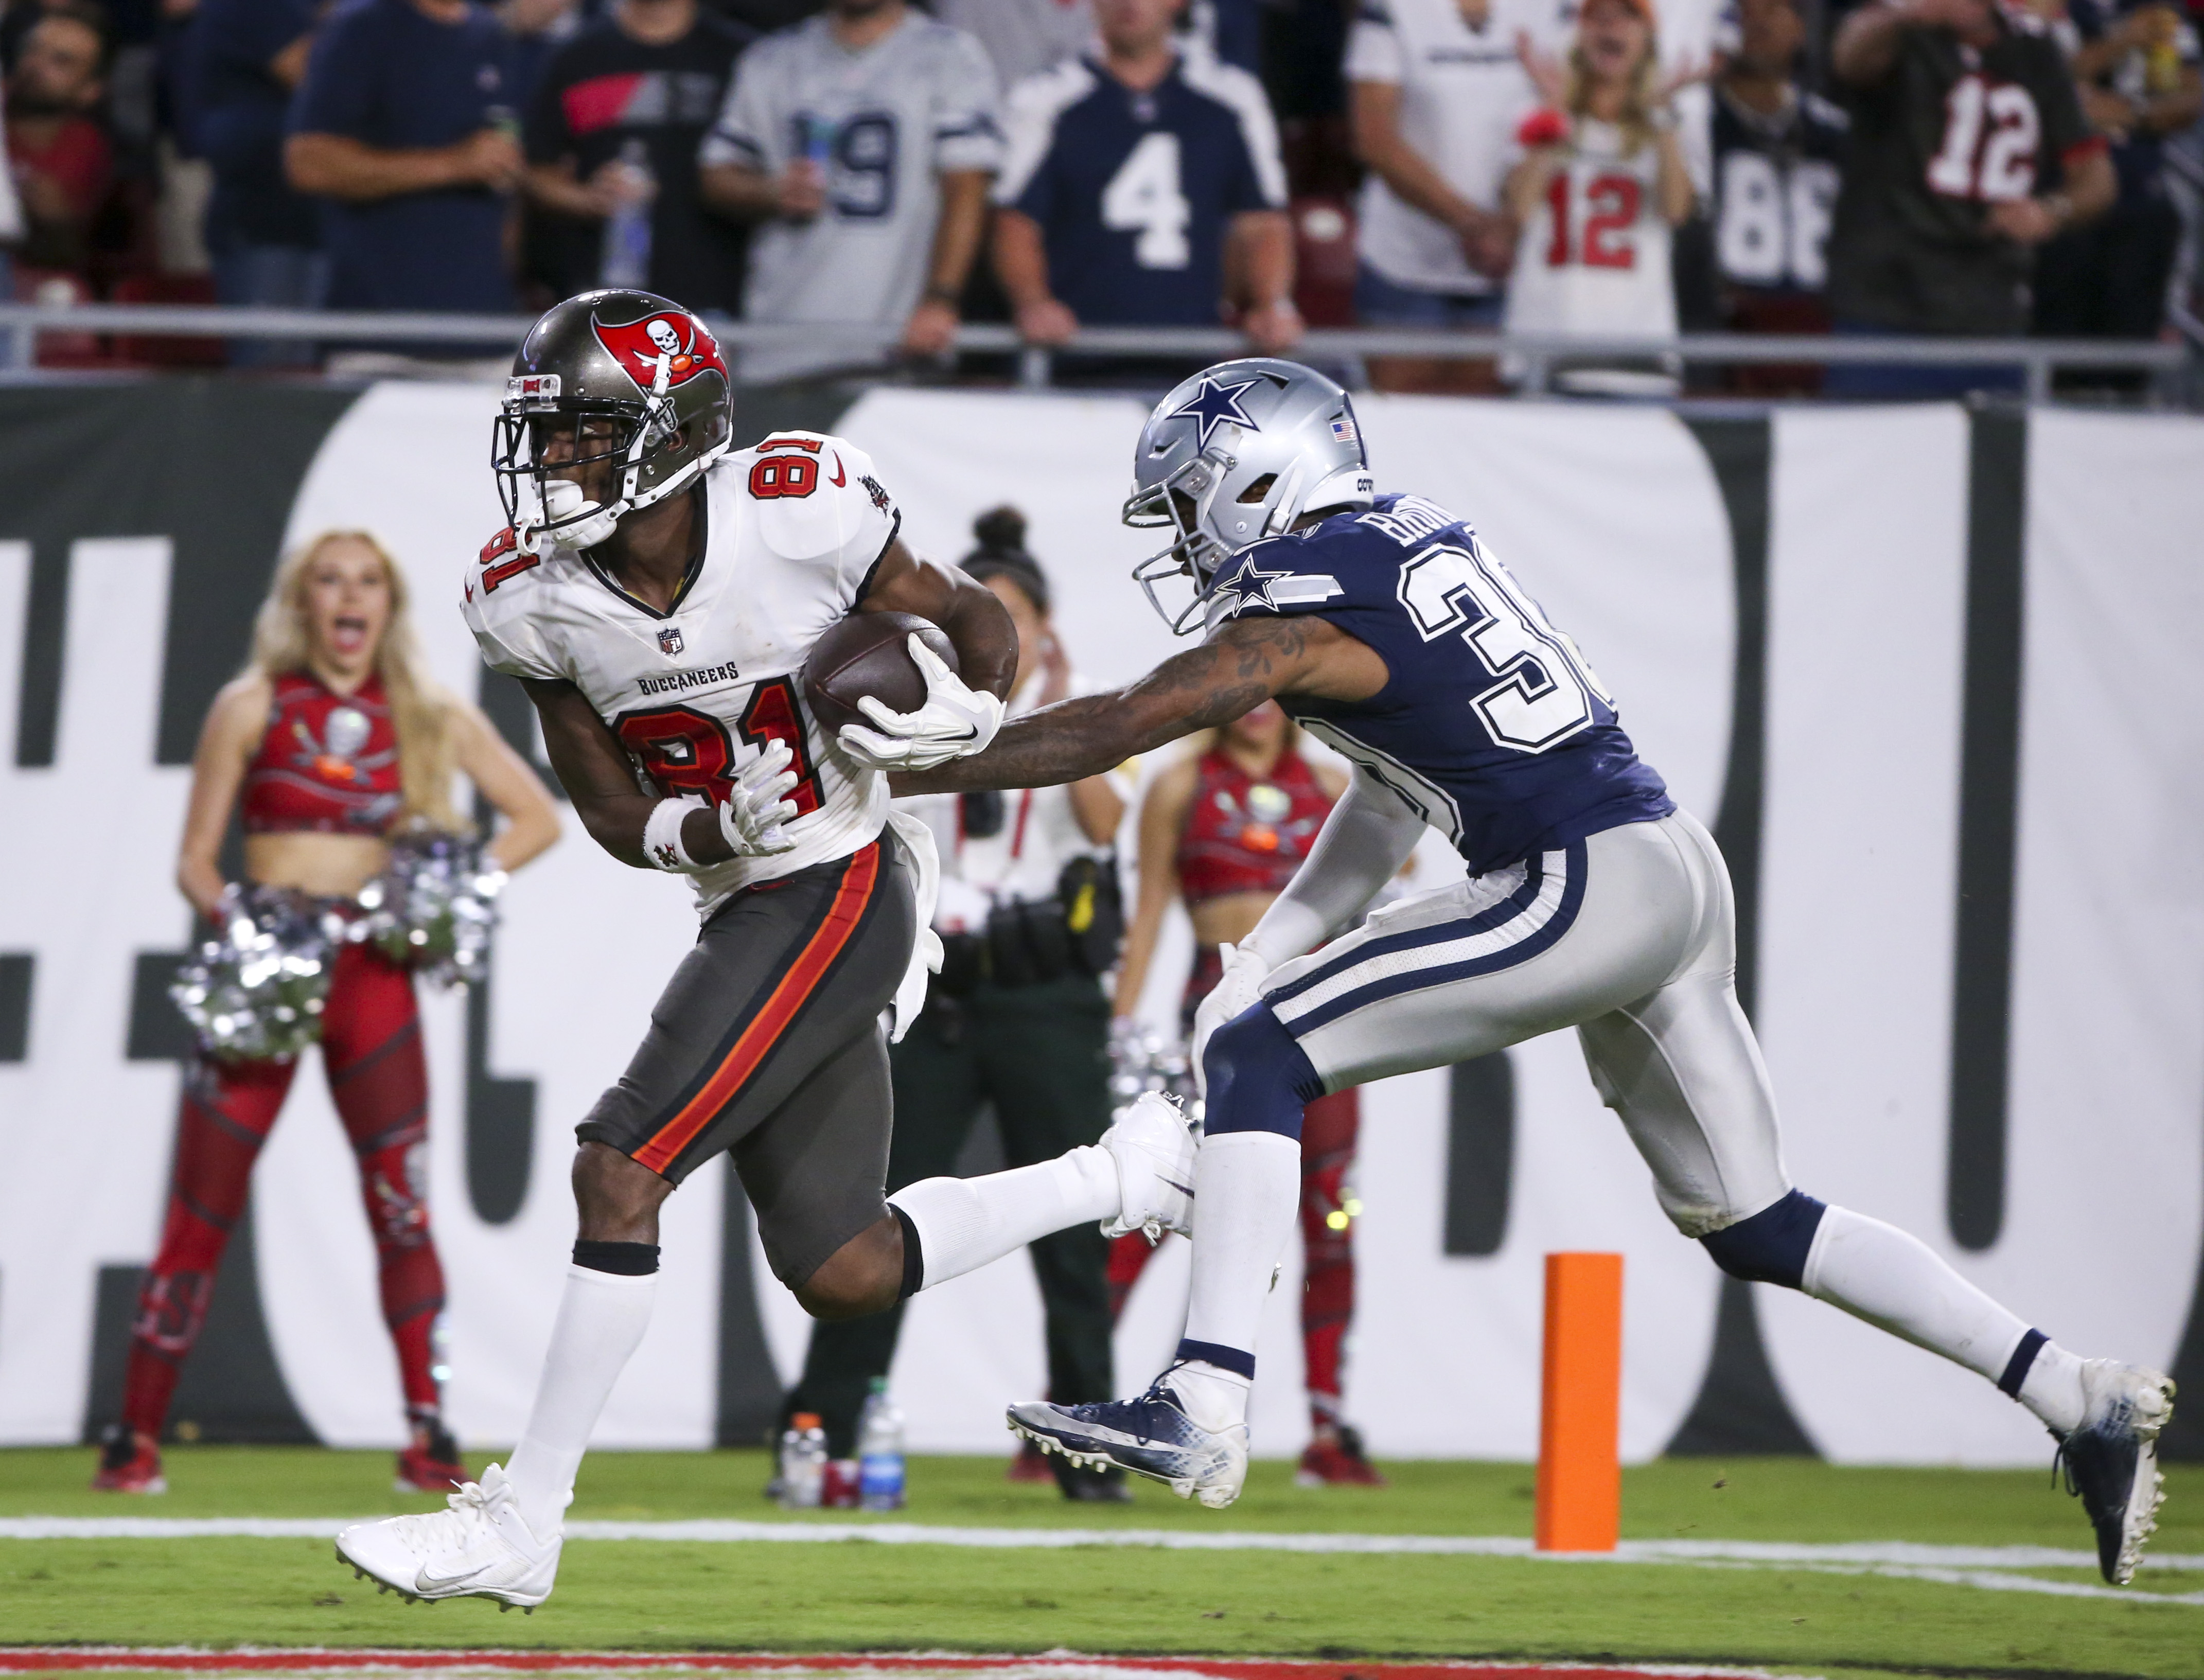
615;677;822;816
1397;539;1612;752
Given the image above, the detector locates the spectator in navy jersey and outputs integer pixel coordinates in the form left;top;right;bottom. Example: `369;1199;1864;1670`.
190;0;324;352
285;0;524;312
522;0;753;309
992;0;1299;353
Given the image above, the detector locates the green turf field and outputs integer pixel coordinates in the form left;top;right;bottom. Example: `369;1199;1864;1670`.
2;1447;2197;1680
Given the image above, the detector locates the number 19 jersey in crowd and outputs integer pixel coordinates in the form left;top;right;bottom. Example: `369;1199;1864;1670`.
462;431;901;917
1205;491;1673;876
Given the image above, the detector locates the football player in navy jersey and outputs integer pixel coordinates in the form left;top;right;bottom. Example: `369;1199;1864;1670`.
849;358;2175;1587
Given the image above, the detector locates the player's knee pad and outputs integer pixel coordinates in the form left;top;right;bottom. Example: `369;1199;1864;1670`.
1203;1004;1325;1140
1700;1189;1827;1289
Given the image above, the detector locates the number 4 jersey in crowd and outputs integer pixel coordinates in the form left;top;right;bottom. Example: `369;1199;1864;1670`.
994;50;1286;325
1828;7;2102;334
462;433;900;915
1204;492;1672;874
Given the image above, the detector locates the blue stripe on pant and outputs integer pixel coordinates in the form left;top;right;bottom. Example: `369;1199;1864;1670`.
1268;843;1588;1039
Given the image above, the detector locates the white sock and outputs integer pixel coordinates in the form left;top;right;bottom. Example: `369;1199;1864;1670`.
1802;1205;2078;1430
1173;1130;1303;1431
503;1265;658;1536
2018;1341;2089;1437
891;1146;1118;1290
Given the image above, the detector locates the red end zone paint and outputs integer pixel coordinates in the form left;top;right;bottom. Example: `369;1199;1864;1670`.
0;1655;1767;1680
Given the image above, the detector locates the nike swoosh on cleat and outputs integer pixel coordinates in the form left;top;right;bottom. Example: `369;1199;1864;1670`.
415;1565;495;1593
1162;1178;1194;1197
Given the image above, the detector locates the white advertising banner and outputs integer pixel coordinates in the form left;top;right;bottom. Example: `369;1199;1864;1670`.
0;386;2198;1467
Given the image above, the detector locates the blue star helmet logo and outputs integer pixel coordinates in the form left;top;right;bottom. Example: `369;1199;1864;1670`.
1168;377;1263;452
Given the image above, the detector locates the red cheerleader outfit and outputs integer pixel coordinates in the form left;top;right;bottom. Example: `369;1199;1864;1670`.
1109;746;1362;1431
114;673;451;1454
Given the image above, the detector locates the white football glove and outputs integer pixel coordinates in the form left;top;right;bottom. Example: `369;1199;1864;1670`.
1190;941;1274;1098
836;635;1005;772
716;738;800;857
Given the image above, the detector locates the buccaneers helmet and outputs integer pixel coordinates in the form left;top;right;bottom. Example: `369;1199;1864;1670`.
492;289;734;553
1124;359;1373;634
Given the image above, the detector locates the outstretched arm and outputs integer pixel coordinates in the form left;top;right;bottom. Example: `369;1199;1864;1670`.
895;614;1385;793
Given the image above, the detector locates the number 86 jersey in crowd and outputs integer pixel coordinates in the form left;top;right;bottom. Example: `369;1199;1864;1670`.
463;431;901;917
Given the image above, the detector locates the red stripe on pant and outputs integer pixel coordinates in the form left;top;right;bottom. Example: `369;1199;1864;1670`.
1107;1087;1360;1427
119;942;447;1439
632;843;881;1178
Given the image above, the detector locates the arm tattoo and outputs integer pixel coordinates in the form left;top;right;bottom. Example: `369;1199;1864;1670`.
907;615;1314;793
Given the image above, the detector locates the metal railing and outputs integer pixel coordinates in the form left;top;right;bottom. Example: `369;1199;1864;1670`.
0;300;2188;404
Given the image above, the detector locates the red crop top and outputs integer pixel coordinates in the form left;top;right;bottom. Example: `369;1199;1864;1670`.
1175;747;1336;908
240;671;405;836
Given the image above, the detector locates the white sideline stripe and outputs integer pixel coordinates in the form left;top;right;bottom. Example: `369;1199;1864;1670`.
3;1516;2199;1600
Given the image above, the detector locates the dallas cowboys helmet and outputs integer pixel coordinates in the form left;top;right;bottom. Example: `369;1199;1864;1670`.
493;289;734;554
1125;359;1373;633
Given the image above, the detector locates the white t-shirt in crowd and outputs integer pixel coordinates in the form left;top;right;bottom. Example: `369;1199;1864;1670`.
1343;0;1571;296
699;11;1003;381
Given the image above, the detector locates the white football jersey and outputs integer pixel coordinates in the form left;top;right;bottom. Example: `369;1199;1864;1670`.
697;12;1003;382
463;431;901;919
1503;118;1678;391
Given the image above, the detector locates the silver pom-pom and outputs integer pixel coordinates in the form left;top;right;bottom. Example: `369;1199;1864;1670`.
170;885;347;1063
348;830;507;989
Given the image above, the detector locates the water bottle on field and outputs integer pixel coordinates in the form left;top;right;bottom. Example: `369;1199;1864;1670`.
856;1378;906;1511
778;1411;827;1510
600;138;656;290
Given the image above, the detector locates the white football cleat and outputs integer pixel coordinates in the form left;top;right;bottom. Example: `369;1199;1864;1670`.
2056;1360;2174;1586
334;1462;561;1610
1100;1091;1198;1242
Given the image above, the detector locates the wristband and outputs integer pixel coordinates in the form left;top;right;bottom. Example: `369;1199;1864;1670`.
643;796;703;872
923;284;962;307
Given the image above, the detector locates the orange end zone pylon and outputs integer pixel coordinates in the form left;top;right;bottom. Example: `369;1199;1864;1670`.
1534;1250;1623;1552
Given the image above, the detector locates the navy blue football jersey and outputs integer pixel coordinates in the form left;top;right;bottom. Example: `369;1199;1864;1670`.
994;53;1286;327
1210;493;1673;874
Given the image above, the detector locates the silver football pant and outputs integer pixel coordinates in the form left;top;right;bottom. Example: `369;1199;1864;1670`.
1260;809;1791;1237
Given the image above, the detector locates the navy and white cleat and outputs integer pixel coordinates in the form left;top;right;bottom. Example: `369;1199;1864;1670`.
1009;1377;1248;1508
335;1462;561;1608
2056;1360;2174;1585
1099;1091;1198;1243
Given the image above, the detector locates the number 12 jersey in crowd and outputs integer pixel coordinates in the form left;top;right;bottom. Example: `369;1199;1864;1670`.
462;433;900;913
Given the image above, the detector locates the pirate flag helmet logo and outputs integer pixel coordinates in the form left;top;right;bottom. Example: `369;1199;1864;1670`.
591;307;729;395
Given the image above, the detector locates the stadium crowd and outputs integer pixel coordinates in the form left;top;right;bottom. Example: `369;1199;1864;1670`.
1;0;2198;388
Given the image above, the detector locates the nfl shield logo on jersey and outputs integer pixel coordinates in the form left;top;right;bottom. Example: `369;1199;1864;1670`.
658;627;685;657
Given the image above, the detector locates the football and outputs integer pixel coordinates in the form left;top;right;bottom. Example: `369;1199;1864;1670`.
800;610;959;735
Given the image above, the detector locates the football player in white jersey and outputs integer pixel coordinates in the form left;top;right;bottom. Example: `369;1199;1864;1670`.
333;290;1197;1610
